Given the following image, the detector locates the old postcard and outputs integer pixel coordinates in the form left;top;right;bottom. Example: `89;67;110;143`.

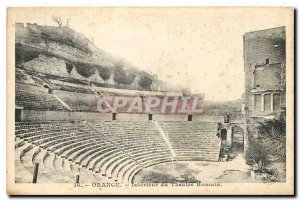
6;7;294;195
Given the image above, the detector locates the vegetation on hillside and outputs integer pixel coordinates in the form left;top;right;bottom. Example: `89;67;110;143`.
15;44;42;66
113;66;136;85
138;75;153;90
97;66;111;81
65;63;74;74
246;117;286;178
256;118;286;161
201;99;242;118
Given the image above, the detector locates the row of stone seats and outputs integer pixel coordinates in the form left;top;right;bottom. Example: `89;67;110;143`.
159;121;218;132
15;120;221;183
15;121;109;183
15;121;173;184
54;90;98;112
74;122;173;183
52;82;94;94
16;90;66;111
15;83;66;111
158;121;221;161
15;82;197;114
89;121;174;182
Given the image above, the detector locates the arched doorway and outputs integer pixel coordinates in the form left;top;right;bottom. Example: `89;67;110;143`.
231;126;244;153
224;114;230;123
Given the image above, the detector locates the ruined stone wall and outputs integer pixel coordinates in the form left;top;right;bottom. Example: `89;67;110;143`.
243;27;286;153
21;110;227;123
21;110;112;121
244;27;286;119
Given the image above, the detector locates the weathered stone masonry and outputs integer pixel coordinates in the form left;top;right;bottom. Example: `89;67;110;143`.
243;27;286;150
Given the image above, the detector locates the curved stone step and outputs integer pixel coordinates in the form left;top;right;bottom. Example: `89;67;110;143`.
68;143;101;163
53;138;95;156
92;148;120;174
53;156;64;171
128;167;144;185
15;141;29;161
121;163;143;184
85;147;116;171
79;146;112;169
33;148;48;169
43;152;55;169
62;158;72;171
20;145;41;168
61;142;97;161
102;153;129;177
77;169;96;183
112;158;136;182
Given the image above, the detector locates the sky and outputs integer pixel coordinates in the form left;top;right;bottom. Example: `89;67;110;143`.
10;7;293;100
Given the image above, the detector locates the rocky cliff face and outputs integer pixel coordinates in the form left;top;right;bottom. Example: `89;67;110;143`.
15;22;165;91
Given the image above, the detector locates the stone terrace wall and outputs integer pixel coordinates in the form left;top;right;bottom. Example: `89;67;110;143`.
21;110;112;121
20;110;227;122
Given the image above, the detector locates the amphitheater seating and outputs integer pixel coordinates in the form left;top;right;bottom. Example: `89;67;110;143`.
16;84;67;111
16;68;97;111
52;82;94;94
48;78;95;94
15;121;173;184
158;121;221;161
15;120;221;184
16;68;197;114
86;121;174;182
54;90;98;112
15;121;102;183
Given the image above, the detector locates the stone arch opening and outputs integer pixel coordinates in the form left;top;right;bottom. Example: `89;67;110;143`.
231;126;244;153
224;114;230;123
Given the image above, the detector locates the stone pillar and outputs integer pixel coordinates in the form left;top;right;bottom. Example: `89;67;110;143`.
243;120;249;157
227;126;233;148
223;123;232;148
270;93;274;112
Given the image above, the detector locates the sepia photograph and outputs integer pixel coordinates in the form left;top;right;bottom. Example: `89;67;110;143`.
6;7;294;195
